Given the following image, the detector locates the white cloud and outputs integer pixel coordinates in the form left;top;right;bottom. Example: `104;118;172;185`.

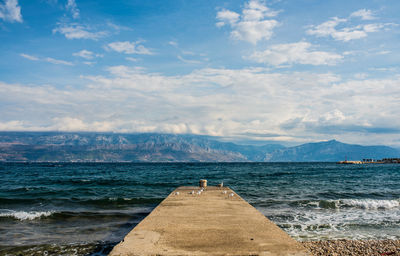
354;73;368;79
44;57;73;66
181;50;195;55
105;65;146;78
0;120;26;131
125;57;138;62
176;50;208;64
20;53;39;61
243;0;279;19
362;23;384;33
66;0;79;19
231;20;278;44
216;9;240;27
307;17;365;41
350;9;376;20
369;67;397;72
73;49;92;59
177;55;202;64
168;41;178;47
323;109;346;122
2;66;400;145
306;12;390;42
216;0;279;44
248;41;343;66
106;22;132;32
106;41;153;55
52;117;87;131
53;23;107;40
20;53;73;66
0;0;22;23
73;49;102;59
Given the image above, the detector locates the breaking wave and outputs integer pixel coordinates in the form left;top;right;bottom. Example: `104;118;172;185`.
0;210;54;220
296;199;400;210
0;208;152;221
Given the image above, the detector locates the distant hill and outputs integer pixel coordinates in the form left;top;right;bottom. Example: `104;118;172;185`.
0;132;283;162
265;140;399;162
0;132;398;162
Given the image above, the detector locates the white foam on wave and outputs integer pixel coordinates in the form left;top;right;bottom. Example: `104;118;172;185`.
259;199;400;241
302;198;400;210
0;210;54;220
339;199;400;210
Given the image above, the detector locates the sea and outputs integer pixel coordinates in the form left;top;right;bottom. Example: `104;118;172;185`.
0;162;399;255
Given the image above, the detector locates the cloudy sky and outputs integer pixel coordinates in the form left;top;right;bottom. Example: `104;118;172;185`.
0;0;400;146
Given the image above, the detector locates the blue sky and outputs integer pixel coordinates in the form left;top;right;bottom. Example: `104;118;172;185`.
1;0;400;146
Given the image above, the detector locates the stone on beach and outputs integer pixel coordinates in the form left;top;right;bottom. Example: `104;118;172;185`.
302;239;400;256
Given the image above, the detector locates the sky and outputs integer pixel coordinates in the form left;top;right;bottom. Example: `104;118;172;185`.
0;0;400;146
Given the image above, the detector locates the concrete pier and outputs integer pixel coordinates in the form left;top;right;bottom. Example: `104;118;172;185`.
109;186;310;256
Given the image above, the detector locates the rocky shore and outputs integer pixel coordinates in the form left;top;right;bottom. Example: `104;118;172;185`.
302;240;400;256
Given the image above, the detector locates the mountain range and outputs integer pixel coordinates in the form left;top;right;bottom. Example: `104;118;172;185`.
0;132;398;162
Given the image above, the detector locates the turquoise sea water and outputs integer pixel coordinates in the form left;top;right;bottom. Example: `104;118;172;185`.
0;163;399;255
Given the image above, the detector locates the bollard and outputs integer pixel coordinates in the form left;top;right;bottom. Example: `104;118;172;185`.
199;179;207;188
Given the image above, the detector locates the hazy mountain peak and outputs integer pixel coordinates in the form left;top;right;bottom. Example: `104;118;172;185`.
0;132;398;162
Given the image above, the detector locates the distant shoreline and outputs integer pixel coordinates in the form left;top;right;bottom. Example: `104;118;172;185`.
338;158;400;164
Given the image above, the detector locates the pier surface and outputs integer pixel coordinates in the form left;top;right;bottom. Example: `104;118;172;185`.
109;186;309;256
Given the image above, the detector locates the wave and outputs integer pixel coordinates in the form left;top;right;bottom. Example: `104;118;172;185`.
0;208;152;221
0;197;163;206
71;197;163;207
50;210;149;219
278;219;400;241
34;178;178;187
339;199;400;210
295;198;400;210
279;223;335;231
0;210;54;220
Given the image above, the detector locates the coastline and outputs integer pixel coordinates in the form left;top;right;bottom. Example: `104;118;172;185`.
302;239;400;256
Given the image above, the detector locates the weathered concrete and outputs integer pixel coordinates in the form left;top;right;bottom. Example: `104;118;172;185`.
109;186;310;256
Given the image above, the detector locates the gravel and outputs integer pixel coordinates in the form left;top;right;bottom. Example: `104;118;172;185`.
302;240;400;256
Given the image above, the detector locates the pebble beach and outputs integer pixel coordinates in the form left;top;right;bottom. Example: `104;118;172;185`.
302;240;400;256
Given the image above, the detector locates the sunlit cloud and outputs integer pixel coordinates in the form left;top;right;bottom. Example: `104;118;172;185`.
350;9;376;21
66;0;79;19
106;41;153;55
248;41;343;66
53;23;107;40
20;53;73;66
0;0;22;23
73;49;103;59
216;0;279;44
306;10;393;42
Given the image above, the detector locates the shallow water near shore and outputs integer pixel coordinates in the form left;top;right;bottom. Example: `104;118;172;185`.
0;162;399;255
